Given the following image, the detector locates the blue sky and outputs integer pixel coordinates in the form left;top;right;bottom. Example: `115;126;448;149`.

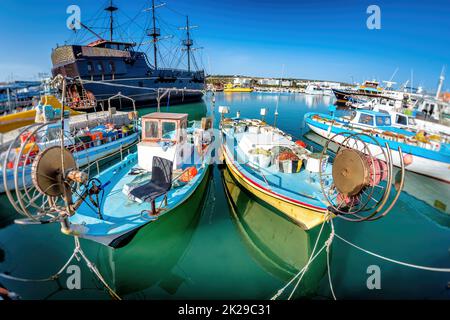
0;0;449;92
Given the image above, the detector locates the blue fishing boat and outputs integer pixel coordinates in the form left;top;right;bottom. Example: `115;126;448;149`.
304;109;450;183
1;106;139;193
6;112;214;247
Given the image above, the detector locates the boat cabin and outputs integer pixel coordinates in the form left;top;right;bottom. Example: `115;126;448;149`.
138;112;190;171
141;112;188;143
357;81;382;94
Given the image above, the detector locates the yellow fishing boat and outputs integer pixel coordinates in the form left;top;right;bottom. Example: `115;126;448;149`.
0;95;82;133
220;116;405;229
223;83;253;93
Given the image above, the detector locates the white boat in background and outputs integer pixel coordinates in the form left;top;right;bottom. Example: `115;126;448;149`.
305;110;450;183
304;83;324;95
349;96;450;136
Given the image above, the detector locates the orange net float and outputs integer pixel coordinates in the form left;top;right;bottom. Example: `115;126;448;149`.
19;132;36;144
89;131;103;141
180;166;198;183
295;140;307;148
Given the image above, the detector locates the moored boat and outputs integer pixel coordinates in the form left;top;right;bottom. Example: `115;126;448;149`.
1;104;139;193
221;117;329;230
223;83;253;93
51;1;205;111
304;110;450;183
6;112;215;247
220;112;405;229
0;95;83;134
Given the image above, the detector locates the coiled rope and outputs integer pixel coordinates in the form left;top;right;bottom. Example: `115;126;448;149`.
0;237;121;300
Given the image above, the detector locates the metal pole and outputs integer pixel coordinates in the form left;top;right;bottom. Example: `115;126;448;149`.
6;87;11;113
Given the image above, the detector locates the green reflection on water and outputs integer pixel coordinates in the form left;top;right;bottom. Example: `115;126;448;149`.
0;92;449;300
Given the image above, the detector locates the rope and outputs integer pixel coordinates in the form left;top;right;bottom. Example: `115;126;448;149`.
326;218;337;300
0;237;122;300
270;244;327;300
270;213;332;300
334;233;450;273
287;215;329;300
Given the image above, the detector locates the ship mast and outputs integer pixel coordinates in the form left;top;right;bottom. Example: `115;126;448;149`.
180;16;197;72
144;0;164;70
105;0;118;41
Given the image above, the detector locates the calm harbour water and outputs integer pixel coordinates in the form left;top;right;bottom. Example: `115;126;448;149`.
0;92;449;300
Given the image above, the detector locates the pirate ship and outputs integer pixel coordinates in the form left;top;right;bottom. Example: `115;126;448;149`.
51;0;205;111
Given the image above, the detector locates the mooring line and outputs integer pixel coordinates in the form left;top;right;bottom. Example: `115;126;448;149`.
326;218;337;300
334;233;450;273
271;213;333;300
0;237;122;300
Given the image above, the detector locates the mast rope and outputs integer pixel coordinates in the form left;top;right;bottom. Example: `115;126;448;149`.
0;237;121;300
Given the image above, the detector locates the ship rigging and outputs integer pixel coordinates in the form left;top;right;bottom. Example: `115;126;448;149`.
54;0;206;111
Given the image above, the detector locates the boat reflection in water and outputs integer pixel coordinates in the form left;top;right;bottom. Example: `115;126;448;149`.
95;168;212;298
221;167;330;298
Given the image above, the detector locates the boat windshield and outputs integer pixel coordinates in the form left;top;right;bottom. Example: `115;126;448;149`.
358;114;374;126
395;114;408;126
162;121;177;140
376;115;391;126
144;120;159;139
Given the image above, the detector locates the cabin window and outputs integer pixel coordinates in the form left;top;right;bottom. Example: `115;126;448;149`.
87;62;93;73
179;121;187;142
144;120;159;139
108;62;115;73
358;114;374;126
97;62;104;72
396;115;408;126
162;121;177;140
376;116;391;126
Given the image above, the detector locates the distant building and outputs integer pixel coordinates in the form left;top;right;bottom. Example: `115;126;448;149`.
257;78;280;86
281;80;292;87
233;77;252;86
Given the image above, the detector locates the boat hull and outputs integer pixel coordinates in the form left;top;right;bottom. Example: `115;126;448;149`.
80;81;204;111
221;145;327;230
70;155;212;247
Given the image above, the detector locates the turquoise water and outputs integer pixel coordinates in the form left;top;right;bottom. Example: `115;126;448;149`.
0;92;449;300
